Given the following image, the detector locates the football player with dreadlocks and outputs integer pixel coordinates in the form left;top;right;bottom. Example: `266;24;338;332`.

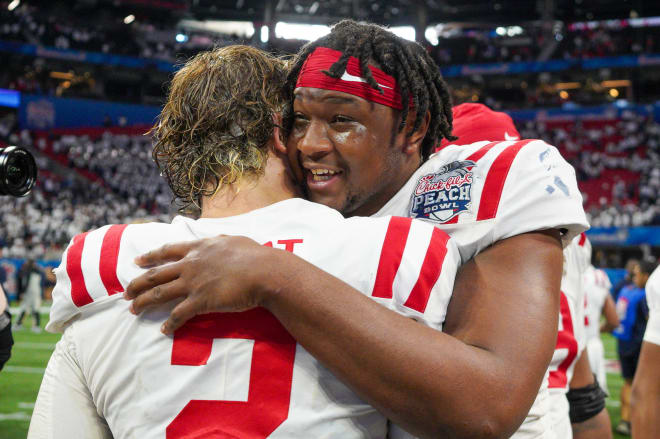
127;20;588;438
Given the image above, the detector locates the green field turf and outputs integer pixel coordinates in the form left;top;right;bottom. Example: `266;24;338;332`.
0;312;631;438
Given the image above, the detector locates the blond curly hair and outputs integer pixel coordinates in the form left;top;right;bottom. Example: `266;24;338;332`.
151;45;288;213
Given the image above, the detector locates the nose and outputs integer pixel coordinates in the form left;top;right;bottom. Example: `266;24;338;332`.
297;120;333;160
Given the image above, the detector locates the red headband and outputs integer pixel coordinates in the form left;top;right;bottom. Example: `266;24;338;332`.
295;47;403;110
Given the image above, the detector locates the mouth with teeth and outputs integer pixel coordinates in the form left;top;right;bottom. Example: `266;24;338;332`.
309;168;342;182
305;167;344;195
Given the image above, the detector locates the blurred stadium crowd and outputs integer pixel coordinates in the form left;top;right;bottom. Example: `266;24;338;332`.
2;3;660;108
2;3;659;66
1;111;659;261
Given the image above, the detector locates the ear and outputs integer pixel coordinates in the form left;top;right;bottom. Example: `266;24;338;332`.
271;113;287;154
402;110;431;156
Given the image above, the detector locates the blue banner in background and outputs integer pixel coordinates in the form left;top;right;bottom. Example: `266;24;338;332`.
1;38;659;78
507;102;660;123
18;94;161;129
440;53;660;78
0;40;176;72
0;88;20;108
586;227;660;246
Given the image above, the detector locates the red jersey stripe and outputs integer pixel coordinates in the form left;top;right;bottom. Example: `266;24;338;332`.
404;228;450;313
578;233;587;247
439;142;501;225
67;232;93;307
372;217;412;299
99;224;128;296
477;139;535;221
465;141;501;162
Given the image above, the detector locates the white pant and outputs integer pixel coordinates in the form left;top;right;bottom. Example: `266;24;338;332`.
19;284;42;315
586;337;608;394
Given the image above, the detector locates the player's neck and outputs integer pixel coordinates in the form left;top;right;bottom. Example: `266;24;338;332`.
200;150;302;219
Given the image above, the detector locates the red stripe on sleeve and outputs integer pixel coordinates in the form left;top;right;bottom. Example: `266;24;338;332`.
437;142;501;225
404;227;451;313
372;217;412;299
578;233;587;247
67;232;93;307
99;224;128;296
477;139;535;221
465;141;501;162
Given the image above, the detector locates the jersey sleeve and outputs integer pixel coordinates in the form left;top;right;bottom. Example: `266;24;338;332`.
28;325;112;439
366;216;460;329
494;139;589;248
46;224;130;333
644;267;660;346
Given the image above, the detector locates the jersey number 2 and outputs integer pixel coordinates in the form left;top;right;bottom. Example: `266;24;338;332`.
167;308;297;438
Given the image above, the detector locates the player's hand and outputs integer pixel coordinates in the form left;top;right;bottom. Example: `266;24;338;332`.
124;235;274;334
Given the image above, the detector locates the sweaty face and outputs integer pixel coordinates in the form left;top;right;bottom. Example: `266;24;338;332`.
287;87;412;217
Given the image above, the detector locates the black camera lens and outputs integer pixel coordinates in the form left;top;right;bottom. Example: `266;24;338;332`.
0;146;37;197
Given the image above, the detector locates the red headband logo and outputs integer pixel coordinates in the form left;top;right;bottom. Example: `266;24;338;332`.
295;47;403;110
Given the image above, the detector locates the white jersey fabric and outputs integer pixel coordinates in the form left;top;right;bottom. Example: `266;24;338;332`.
583;264;613;390
29;199;460;439
375;139;589;263
375;139;589;439
547;234;591;439
644;266;660;346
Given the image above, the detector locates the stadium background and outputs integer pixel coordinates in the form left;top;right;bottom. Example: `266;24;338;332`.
1;0;659;437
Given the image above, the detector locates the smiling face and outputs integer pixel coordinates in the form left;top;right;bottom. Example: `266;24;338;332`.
287;87;422;217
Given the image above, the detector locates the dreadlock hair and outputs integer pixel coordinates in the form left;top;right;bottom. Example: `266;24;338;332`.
283;19;456;161
151;45;288;214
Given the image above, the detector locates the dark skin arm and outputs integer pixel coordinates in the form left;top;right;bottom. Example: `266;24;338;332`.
600;294;619;333
631;341;660;439
569;350;613;439
126;230;562;439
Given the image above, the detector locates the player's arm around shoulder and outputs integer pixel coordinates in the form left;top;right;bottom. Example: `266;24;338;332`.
443;228;564;436
122;216;553;438
435;139;586;433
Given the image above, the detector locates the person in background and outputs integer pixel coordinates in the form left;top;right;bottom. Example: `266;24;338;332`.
15;258;45;333
612;259;640;301
631;262;660;439
583;259;619;393
613;258;656;435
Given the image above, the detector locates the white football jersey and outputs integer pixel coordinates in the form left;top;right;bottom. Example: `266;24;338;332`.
29;199;460;439
547;234;591;438
583;265;612;342
644;265;660;346
375;139;589;439
375;139;589;263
